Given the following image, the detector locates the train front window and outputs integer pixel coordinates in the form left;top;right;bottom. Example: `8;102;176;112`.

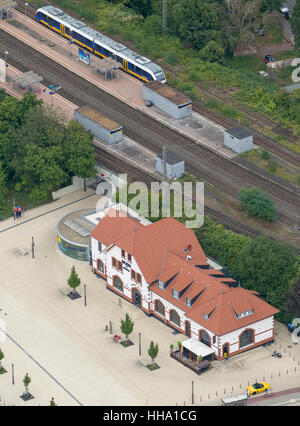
155;72;165;81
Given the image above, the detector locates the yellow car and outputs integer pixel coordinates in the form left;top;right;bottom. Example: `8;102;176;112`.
247;382;271;395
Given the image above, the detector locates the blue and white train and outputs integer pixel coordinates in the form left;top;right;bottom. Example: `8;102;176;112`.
35;6;166;83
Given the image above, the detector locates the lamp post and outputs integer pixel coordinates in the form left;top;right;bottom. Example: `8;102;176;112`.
4;51;8;65
25;3;29;20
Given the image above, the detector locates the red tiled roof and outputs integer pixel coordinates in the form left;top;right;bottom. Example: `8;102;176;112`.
92;215;208;282
92;214;279;334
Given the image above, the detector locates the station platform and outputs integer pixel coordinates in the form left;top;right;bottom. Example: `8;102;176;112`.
0;10;240;159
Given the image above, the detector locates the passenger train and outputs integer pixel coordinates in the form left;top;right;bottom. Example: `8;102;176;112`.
35;6;166;83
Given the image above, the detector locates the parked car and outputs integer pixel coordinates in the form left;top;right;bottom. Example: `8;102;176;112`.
264;55;275;64
247;382;271;396
280;3;289;13
287;323;300;336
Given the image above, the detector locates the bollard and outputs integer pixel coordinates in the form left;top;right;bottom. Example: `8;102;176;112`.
216;391;218;397
279;371;281;376
224;389;226;394
287;369;288;375
208;393;210;400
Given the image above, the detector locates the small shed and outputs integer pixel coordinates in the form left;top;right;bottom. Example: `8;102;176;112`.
143;81;192;119
224;127;253;154
156;151;185;179
74;106;123;144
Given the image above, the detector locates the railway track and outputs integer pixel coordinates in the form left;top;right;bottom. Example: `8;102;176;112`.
193;102;300;167
94;146;258;238
0;29;299;229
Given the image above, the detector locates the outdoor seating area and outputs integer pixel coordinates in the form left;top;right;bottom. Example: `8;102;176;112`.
170;351;210;375
170;338;214;374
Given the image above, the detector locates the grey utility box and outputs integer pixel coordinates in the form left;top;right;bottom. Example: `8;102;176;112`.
143;81;192;119
74;106;123;144
156;151;185;179
224;127;253;154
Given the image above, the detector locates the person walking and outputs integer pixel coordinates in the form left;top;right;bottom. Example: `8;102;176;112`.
14;206;17;220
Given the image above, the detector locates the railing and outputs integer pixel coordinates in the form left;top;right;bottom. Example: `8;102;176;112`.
170;350;210;375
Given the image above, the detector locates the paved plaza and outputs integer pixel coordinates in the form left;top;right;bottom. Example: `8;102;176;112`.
0;189;299;406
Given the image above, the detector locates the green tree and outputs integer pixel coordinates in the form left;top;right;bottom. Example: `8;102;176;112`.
124;0;152;17
291;0;300;48
50;397;57;406
0;161;10;217
200;40;225;64
148;341;159;365
0;348;4;370
23;373;31;395
64;120;97;181
120;313;134;341
260;0;281;12
174;0;221;50
67;266;81;296
230;236;299;320
239;187;276;221
285;274;300;320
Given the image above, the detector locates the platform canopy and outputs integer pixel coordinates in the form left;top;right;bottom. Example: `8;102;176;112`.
12;71;43;90
182;338;215;358
0;0;17;19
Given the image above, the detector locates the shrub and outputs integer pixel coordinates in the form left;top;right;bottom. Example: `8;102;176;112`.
261;150;270;160
239;187;276;221
268;160;278;173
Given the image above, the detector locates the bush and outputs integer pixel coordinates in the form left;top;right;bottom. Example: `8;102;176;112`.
165;51;180;66
239;187;276;221
261;150;270;160
199;41;225;65
268;160;278;173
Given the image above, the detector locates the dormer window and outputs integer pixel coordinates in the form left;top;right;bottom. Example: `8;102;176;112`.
172;289;180;299
186;297;192;307
237;309;253;319
158;280;165;290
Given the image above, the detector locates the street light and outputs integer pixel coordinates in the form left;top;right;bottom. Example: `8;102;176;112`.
4;51;8;64
25;3;29;21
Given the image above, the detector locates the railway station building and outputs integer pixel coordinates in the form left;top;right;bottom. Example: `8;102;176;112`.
143;81;192;119
74;106;123;144
90;207;279;361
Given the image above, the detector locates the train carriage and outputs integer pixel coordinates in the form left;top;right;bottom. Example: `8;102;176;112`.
35;5;166;83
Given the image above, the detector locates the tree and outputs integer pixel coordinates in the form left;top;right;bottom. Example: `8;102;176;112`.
285;275;300;320
63;120;97;181
124;0;153;17
148;341;159;365
120;313;134;341
174;0;221;50
50;397;57;406
291;0;300;48
67;266;81;296
0;348;4;370
230;236;299;320
23;373;31;395
200;40;225;64
239;187;276;221
260;0;281;12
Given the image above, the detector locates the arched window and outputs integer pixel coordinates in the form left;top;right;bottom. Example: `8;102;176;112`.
155;300;165;317
200;330;210;347
170;310;180;327
113;276;123;292
240;329;254;348
97;260;104;274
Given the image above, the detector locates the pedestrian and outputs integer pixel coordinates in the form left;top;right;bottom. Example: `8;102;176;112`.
14;206;17;220
18;207;22;218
